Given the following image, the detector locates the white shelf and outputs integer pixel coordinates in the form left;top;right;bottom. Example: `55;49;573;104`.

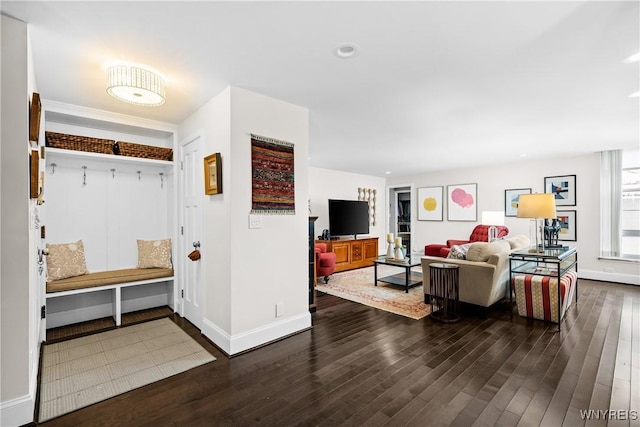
46;147;172;169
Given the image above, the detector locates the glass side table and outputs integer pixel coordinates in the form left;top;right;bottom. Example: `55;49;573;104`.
509;246;578;331
429;263;460;323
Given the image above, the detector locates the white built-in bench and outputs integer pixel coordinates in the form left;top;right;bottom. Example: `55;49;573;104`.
45;268;174;328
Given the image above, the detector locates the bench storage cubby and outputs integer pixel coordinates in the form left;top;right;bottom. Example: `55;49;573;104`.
41;101;178;334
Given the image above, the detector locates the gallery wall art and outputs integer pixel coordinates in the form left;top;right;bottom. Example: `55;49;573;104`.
447;183;477;221
545;174;576;206
417;186;443;221
504;188;532;217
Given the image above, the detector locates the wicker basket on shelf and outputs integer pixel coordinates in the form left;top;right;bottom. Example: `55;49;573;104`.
118;141;173;161
45;132;115;155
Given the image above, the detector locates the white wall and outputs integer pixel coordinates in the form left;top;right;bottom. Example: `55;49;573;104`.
387;153;639;285
309;167;387;254
179;86;311;355
0;15;35;427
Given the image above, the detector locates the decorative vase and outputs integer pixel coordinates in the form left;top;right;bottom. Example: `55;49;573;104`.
395;246;404;260
386;233;394;259
387;243;394;259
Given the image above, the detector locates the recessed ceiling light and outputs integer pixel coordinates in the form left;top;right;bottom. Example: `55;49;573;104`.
629;91;639;98
385;171;391;175
520;153;528;157
624;52;639;63
334;43;360;59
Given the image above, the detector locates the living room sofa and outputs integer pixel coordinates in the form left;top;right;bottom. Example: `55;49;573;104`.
425;224;510;257
421;234;530;308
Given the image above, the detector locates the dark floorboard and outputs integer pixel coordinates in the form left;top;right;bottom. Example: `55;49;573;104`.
34;279;640;427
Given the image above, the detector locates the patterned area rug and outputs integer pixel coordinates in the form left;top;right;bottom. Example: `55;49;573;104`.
39;317;215;422
316;265;431;320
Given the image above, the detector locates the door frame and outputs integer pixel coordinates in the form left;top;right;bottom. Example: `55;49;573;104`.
387;183;414;256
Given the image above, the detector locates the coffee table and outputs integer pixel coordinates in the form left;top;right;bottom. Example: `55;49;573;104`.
373;255;423;293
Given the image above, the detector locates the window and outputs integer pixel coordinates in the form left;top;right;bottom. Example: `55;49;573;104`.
621;150;640;259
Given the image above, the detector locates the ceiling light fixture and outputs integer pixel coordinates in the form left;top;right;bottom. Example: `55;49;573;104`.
623;52;639;63
334;43;360;59
106;65;166;106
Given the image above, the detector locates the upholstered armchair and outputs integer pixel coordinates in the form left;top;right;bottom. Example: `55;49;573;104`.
314;243;336;283
425;224;509;257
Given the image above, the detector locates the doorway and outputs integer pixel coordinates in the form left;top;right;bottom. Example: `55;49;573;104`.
388;185;413;255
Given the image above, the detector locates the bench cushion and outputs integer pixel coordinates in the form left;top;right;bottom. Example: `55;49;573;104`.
46;268;174;293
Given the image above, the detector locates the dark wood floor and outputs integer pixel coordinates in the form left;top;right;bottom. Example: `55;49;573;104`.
35;279;639;427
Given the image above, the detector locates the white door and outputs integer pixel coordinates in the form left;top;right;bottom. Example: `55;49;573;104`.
181;134;204;329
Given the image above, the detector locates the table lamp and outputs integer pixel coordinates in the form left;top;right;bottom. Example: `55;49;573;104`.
481;211;505;242
516;193;557;253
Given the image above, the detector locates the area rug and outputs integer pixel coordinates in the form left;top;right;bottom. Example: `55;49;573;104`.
39;317;215;422
316;265;431;320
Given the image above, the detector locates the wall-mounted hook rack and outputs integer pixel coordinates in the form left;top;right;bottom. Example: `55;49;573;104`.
137;171;141;181
159;172;164;189
82;166;87;186
50;163;57;174
111;168;116;178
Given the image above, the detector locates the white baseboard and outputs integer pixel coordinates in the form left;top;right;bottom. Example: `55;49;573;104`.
202;312;312;356
580;269;639;286
0;393;35;427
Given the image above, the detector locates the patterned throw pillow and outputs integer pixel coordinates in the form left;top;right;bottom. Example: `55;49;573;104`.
447;243;472;260
46;240;89;282
137;239;173;269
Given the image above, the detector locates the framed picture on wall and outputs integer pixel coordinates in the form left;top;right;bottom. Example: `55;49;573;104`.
504;188;532;217
556;210;577;241
447;183;477;221
204;153;222;195
417;186;443;221
544;174;576;206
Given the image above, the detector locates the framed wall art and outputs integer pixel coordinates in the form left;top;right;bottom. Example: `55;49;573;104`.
504;188;532;217
204;152;222;195
544;174;576;206
556;210;577;241
417;186;443;221
447;183;477;221
30;150;39;199
29;92;41;143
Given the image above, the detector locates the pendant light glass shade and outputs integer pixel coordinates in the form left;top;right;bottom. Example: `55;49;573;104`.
106;65;166;106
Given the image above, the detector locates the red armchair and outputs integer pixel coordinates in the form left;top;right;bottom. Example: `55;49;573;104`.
425;224;509;257
315;243;336;283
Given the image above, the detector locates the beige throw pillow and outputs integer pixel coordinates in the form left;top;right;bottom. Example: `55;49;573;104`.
505;234;530;250
466;240;511;262
46;240;89;282
137;239;173;269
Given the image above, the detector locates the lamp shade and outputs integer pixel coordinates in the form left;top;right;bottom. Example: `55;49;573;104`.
516;193;557;219
107;65;166;106
481;211;504;226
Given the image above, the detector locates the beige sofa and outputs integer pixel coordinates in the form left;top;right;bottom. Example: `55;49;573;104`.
421;235;530;308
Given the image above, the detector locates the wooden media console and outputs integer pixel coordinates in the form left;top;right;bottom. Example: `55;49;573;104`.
316;237;379;272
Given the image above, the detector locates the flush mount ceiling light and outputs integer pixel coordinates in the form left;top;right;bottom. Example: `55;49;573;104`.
106;65;166;106
623;52;639;63
334;43;360;59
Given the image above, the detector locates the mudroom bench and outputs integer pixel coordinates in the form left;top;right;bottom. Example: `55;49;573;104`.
45;268;174;329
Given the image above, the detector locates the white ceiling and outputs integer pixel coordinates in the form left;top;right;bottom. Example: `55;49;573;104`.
3;1;639;177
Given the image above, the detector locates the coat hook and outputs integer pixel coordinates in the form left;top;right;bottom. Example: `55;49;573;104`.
111;168;116;178
50;163;57;174
159;172;164;189
82;166;87;186
137;171;141;181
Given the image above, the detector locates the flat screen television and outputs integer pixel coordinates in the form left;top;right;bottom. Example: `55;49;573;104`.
328;199;370;238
